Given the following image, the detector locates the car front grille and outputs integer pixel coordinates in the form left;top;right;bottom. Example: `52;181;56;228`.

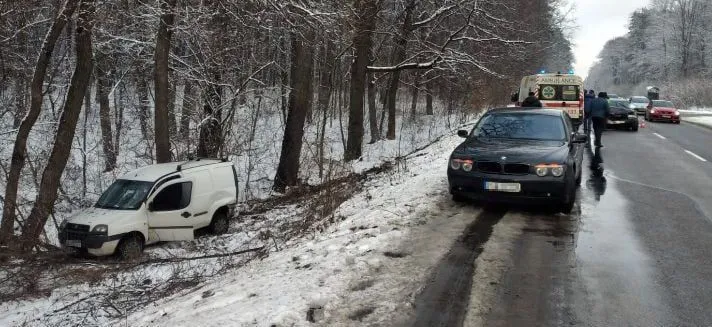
477;161;502;173
503;163;530;175
65;223;90;240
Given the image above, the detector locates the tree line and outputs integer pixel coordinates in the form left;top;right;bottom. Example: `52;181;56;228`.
0;0;572;249
587;0;712;107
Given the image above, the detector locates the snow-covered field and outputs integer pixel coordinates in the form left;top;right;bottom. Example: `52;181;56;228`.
682;115;712;129
1;109;483;326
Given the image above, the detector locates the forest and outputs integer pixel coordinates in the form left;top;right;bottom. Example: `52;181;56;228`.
0;0;572;250
586;0;712;107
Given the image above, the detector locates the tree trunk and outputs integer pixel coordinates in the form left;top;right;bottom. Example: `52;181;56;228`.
96;56;116;171
367;72;379;143
168;75;177;139
344;0;378;161
1;0;80;244
153;0;177;163
426;81;434;115
114;82;124;157
21;0;95;246
82;74;92;198
12;78;26;128
409;73;420;119
385;1;415;140
180;81;193;144
273;31;315;192
137;76;150;143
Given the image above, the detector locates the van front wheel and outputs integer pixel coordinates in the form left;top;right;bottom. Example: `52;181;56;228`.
116;234;143;261
209;211;229;235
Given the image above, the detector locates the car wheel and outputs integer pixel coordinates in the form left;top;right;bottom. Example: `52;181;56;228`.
674;121;681;124
632;124;639;132
117;234;143;261
452;193;467;203
209;211;229;235
559;174;576;214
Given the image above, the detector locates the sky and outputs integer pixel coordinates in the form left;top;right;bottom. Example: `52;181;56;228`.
572;0;651;79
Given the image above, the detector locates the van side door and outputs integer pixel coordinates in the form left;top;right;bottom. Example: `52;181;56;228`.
146;177;197;241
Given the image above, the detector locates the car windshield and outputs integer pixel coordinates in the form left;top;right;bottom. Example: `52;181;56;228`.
95;179;153;210
472;112;566;141
631;97;649;103
653;100;674;107
609;99;630;108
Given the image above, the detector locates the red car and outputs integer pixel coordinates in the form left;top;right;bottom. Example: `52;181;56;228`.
645;100;681;124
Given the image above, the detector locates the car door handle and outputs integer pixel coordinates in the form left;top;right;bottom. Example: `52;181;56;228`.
181;212;192;218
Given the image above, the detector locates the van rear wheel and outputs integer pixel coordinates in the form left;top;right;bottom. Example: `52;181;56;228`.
209;211;229;235
116;234;143;261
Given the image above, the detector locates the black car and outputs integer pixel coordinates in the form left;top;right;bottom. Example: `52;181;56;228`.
607;99;639;131
448;108;586;213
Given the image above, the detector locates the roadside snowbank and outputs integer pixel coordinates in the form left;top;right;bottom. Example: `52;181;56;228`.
124;122;480;327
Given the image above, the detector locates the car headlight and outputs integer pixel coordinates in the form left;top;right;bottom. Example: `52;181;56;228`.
462;160;474;172
92;224;108;233
674;111;680;116
450;159;462;170
550;166;565;177
628;115;637;119
650;109;656;114
535;166;548;177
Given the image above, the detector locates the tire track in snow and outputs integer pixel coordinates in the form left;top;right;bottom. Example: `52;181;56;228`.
410;206;507;327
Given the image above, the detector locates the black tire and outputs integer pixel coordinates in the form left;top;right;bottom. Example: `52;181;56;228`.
559;174;576;214
452;193;467;203
116;234;143;261
209;211;229;235
632;124;639;132
674;121;681;125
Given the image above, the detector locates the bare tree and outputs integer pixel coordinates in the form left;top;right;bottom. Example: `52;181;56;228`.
96;53;116;171
0;0;80;244
21;0;96;246
153;0;177;163
344;0;379;161
274;30;316;192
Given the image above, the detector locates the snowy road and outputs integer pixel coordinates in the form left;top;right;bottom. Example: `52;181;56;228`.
405;120;712;326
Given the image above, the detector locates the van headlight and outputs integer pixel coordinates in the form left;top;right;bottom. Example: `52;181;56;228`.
92;224;108;233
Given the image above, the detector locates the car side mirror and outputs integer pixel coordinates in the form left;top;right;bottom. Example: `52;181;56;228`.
457;130;469;138
572;133;587;143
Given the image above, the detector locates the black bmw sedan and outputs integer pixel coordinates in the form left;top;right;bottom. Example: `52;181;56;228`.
448;108;586;213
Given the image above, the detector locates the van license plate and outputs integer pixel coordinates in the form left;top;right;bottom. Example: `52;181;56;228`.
484;182;521;193
66;239;81;248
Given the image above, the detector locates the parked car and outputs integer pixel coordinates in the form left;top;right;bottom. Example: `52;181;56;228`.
607;93;622;100
448;108;585;213
59;158;239;260
607;99;639;131
629;96;650;115
645;100;681;124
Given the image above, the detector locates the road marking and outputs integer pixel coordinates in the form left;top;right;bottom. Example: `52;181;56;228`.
685;150;708;162
653;133;666;140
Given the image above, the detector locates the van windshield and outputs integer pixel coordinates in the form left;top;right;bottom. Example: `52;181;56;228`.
95;179;153;210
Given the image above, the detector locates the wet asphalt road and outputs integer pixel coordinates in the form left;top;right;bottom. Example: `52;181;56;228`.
411;118;712;326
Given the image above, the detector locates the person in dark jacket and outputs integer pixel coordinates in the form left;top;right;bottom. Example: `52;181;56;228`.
521;92;542;107
589;92;610;147
583;90;596;135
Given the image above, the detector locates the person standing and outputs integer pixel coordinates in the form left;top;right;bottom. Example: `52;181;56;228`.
197;104;222;158
521;91;543;107
589;92;610;147
583;89;596;136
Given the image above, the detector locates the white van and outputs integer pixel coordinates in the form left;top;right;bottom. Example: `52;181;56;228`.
59;159;238;259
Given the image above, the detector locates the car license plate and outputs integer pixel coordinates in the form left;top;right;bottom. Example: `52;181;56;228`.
608;120;625;124
662;115;671;118
484;181;521;193
66;239;81;248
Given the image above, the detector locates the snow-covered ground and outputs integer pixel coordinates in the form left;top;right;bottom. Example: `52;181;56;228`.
682;116;712;129
1;115;484;326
